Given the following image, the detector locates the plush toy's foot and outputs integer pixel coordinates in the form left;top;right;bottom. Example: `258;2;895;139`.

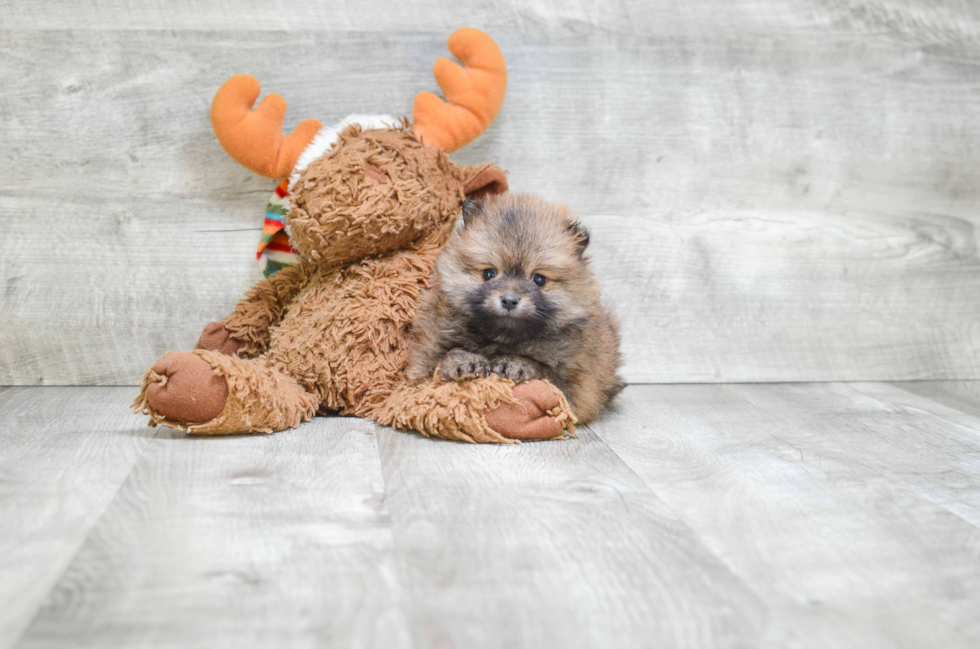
373;376;575;444
146;352;228;423
485;380;569;441
132;349;319;435
196;322;246;357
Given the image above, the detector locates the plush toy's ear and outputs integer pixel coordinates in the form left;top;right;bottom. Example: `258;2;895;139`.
463;165;508;200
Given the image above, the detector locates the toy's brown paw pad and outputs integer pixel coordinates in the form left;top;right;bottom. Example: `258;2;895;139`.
485;380;564;441
147;353;228;424
195;322;245;357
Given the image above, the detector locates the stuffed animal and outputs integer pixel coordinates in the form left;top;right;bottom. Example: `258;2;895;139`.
132;28;575;443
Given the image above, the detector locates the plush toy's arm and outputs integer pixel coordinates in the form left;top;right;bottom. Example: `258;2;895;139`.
215;261;315;357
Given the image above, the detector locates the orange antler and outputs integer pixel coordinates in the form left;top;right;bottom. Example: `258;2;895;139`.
210;75;322;179
413;28;508;153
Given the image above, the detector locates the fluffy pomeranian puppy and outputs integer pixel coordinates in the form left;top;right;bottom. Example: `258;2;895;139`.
406;193;623;423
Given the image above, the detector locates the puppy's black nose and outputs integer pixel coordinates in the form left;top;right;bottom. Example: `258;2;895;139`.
500;294;520;311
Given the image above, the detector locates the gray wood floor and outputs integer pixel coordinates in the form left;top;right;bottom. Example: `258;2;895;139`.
2;382;978;648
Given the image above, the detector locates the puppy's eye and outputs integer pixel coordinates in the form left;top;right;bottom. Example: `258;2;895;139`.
482;268;497;282
532;273;547;287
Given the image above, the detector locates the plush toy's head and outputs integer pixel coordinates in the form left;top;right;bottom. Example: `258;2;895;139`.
287;123;507;267
210;28;509;268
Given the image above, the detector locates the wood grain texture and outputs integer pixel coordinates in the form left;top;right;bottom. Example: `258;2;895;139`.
4;383;980;647
2;3;980;384
374;422;765;649
13;413;409;649
0;387;157;649
590;210;980;382
4;0;980;45
591;382;980;647
891;380;980;418
849;381;980;525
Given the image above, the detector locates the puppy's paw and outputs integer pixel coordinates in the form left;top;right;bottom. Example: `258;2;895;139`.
490;355;541;383
439;349;491;382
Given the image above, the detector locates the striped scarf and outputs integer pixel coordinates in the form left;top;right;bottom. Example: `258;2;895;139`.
257;179;302;277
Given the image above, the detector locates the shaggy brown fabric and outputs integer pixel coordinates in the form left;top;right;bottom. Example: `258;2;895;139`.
222;262;316;358
133;349;319;434
133;125;575;442
378;377;575;443
289;123;467;268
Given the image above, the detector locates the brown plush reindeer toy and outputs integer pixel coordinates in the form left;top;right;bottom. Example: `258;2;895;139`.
133;28;575;443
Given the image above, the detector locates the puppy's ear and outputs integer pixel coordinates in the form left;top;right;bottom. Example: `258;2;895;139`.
461;165;508;200
461;199;485;227
566;220;590;257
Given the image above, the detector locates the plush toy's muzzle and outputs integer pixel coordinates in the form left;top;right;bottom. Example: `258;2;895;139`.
287;123;468;268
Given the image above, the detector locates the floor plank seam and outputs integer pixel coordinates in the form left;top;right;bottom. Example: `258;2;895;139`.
361;425;420;649
7;424;165;649
732;383;980;531
877;383;980;436
579;421;768;604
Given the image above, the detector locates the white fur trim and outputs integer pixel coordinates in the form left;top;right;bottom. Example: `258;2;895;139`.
289;113;396;188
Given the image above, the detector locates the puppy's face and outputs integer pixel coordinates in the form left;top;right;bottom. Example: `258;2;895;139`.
437;194;597;343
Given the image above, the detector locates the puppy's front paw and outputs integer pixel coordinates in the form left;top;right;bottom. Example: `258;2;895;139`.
490;356;541;383
439;349;491;382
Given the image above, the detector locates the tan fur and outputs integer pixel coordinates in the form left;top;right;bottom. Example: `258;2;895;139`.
407;193;624;423
133;127;576;442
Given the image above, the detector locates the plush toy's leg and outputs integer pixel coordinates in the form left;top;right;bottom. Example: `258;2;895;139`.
132;350;319;435
371;376;576;444
202;261;315;358
192;261;315;359
195;322;247;357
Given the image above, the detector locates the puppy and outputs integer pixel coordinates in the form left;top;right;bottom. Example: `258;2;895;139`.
407;193;623;423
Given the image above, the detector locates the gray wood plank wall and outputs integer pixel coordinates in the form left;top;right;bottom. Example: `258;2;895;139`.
2;1;979;385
